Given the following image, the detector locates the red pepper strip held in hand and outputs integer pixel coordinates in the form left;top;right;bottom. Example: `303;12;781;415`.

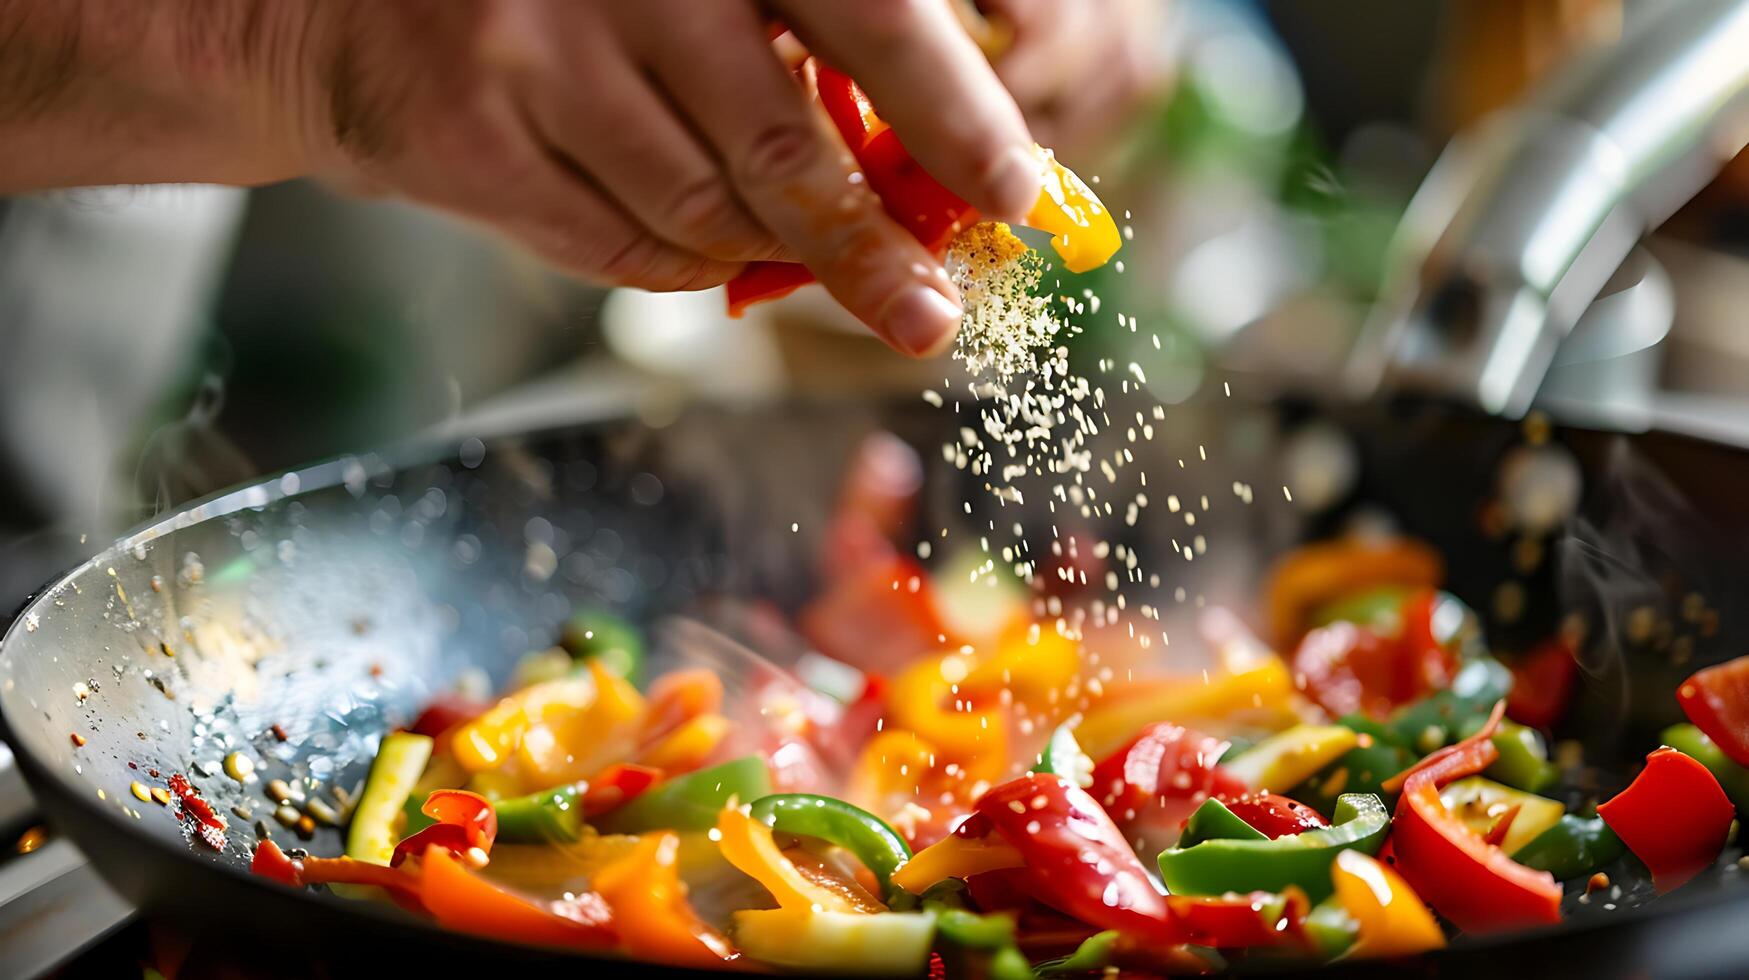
726;64;979;317
1677;655;1749;768
1386;701;1563;934
1597;747;1734;893
392;789;497;868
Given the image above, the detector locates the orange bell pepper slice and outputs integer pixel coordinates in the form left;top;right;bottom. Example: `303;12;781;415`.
717;806;866;913
1263;536;1443;653
1331;849;1445;957
594;831;736;967
422;846;616;950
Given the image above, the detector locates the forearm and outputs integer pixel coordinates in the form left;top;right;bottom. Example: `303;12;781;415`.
0;0;328;192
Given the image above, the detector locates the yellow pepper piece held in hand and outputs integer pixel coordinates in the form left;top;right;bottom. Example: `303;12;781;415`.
1331;849;1445;958
1024;148;1122;274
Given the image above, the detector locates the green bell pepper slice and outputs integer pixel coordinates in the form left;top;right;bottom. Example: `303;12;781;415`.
1512;814;1625;880
493;781;589;843
1663;723;1749;813
1157;793;1389;902
1486;722;1559;792
1304;898;1358;959
751;793;913;902
595;756;770;833
1036;931;1121;976
927;901;1034;978
1177;796;1268;848
559;609;644;681
1031;724;1094;789
1387;656;1512;751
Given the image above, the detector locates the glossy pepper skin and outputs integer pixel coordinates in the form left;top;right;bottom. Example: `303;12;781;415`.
1330;850;1445;958
391;789;497;867
1597;747;1734;893
1662;723;1749;812
593;831;734;968
595;756;771;834
1156;793;1388;903
727;63;1120;315
492;764;662;843
750;793;913;903
1386;702;1563;934
1087;722;1245;843
960;773;1170;938
1511;814;1625;881
1677;656;1749;768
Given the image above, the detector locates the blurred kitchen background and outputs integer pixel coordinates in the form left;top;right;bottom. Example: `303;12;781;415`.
3;0;1749;966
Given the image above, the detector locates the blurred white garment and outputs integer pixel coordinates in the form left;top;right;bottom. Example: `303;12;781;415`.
0;184;244;541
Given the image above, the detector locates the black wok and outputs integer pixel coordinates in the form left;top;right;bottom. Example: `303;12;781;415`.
4;395;1749;978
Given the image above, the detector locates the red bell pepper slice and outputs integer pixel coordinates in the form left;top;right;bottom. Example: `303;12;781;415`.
1090;722;1246;847
1166;888;1311;950
725;63;977;318
1292;589;1458;720
817;63;886;151
1507;637;1580;730
1597;747;1733;893
1386;701;1563;934
970;772;1170;938
1220;793;1329;839
950;773;1325;949
798;555;953;673
392;789;497;868
581;763;664;816
1677;655;1749;768
252;839;426;910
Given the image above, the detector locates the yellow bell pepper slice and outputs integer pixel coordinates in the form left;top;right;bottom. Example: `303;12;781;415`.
1025;148;1121;274
637;713;731;773
889;832;1025;895
1331;849;1445;958
514;660;646;787
717;807;864;913
1222;724;1359;793
890;653;1008;784
962;624;1080;702
1074;659;1300;760
594;831;734;968
1438;776;1565;856
451;677;595;772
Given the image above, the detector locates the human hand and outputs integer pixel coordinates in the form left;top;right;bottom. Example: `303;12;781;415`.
296;0;1045;356
979;0;1174;163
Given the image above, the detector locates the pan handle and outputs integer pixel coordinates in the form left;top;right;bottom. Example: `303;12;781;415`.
1349;0;1749;417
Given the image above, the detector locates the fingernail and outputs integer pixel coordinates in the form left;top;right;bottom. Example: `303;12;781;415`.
880;285;962;357
984;144;1043;222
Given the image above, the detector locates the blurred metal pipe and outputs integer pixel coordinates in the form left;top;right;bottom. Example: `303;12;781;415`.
1349;0;1749;417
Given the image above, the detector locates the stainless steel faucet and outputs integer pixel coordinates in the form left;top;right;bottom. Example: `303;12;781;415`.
1348;0;1749;417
